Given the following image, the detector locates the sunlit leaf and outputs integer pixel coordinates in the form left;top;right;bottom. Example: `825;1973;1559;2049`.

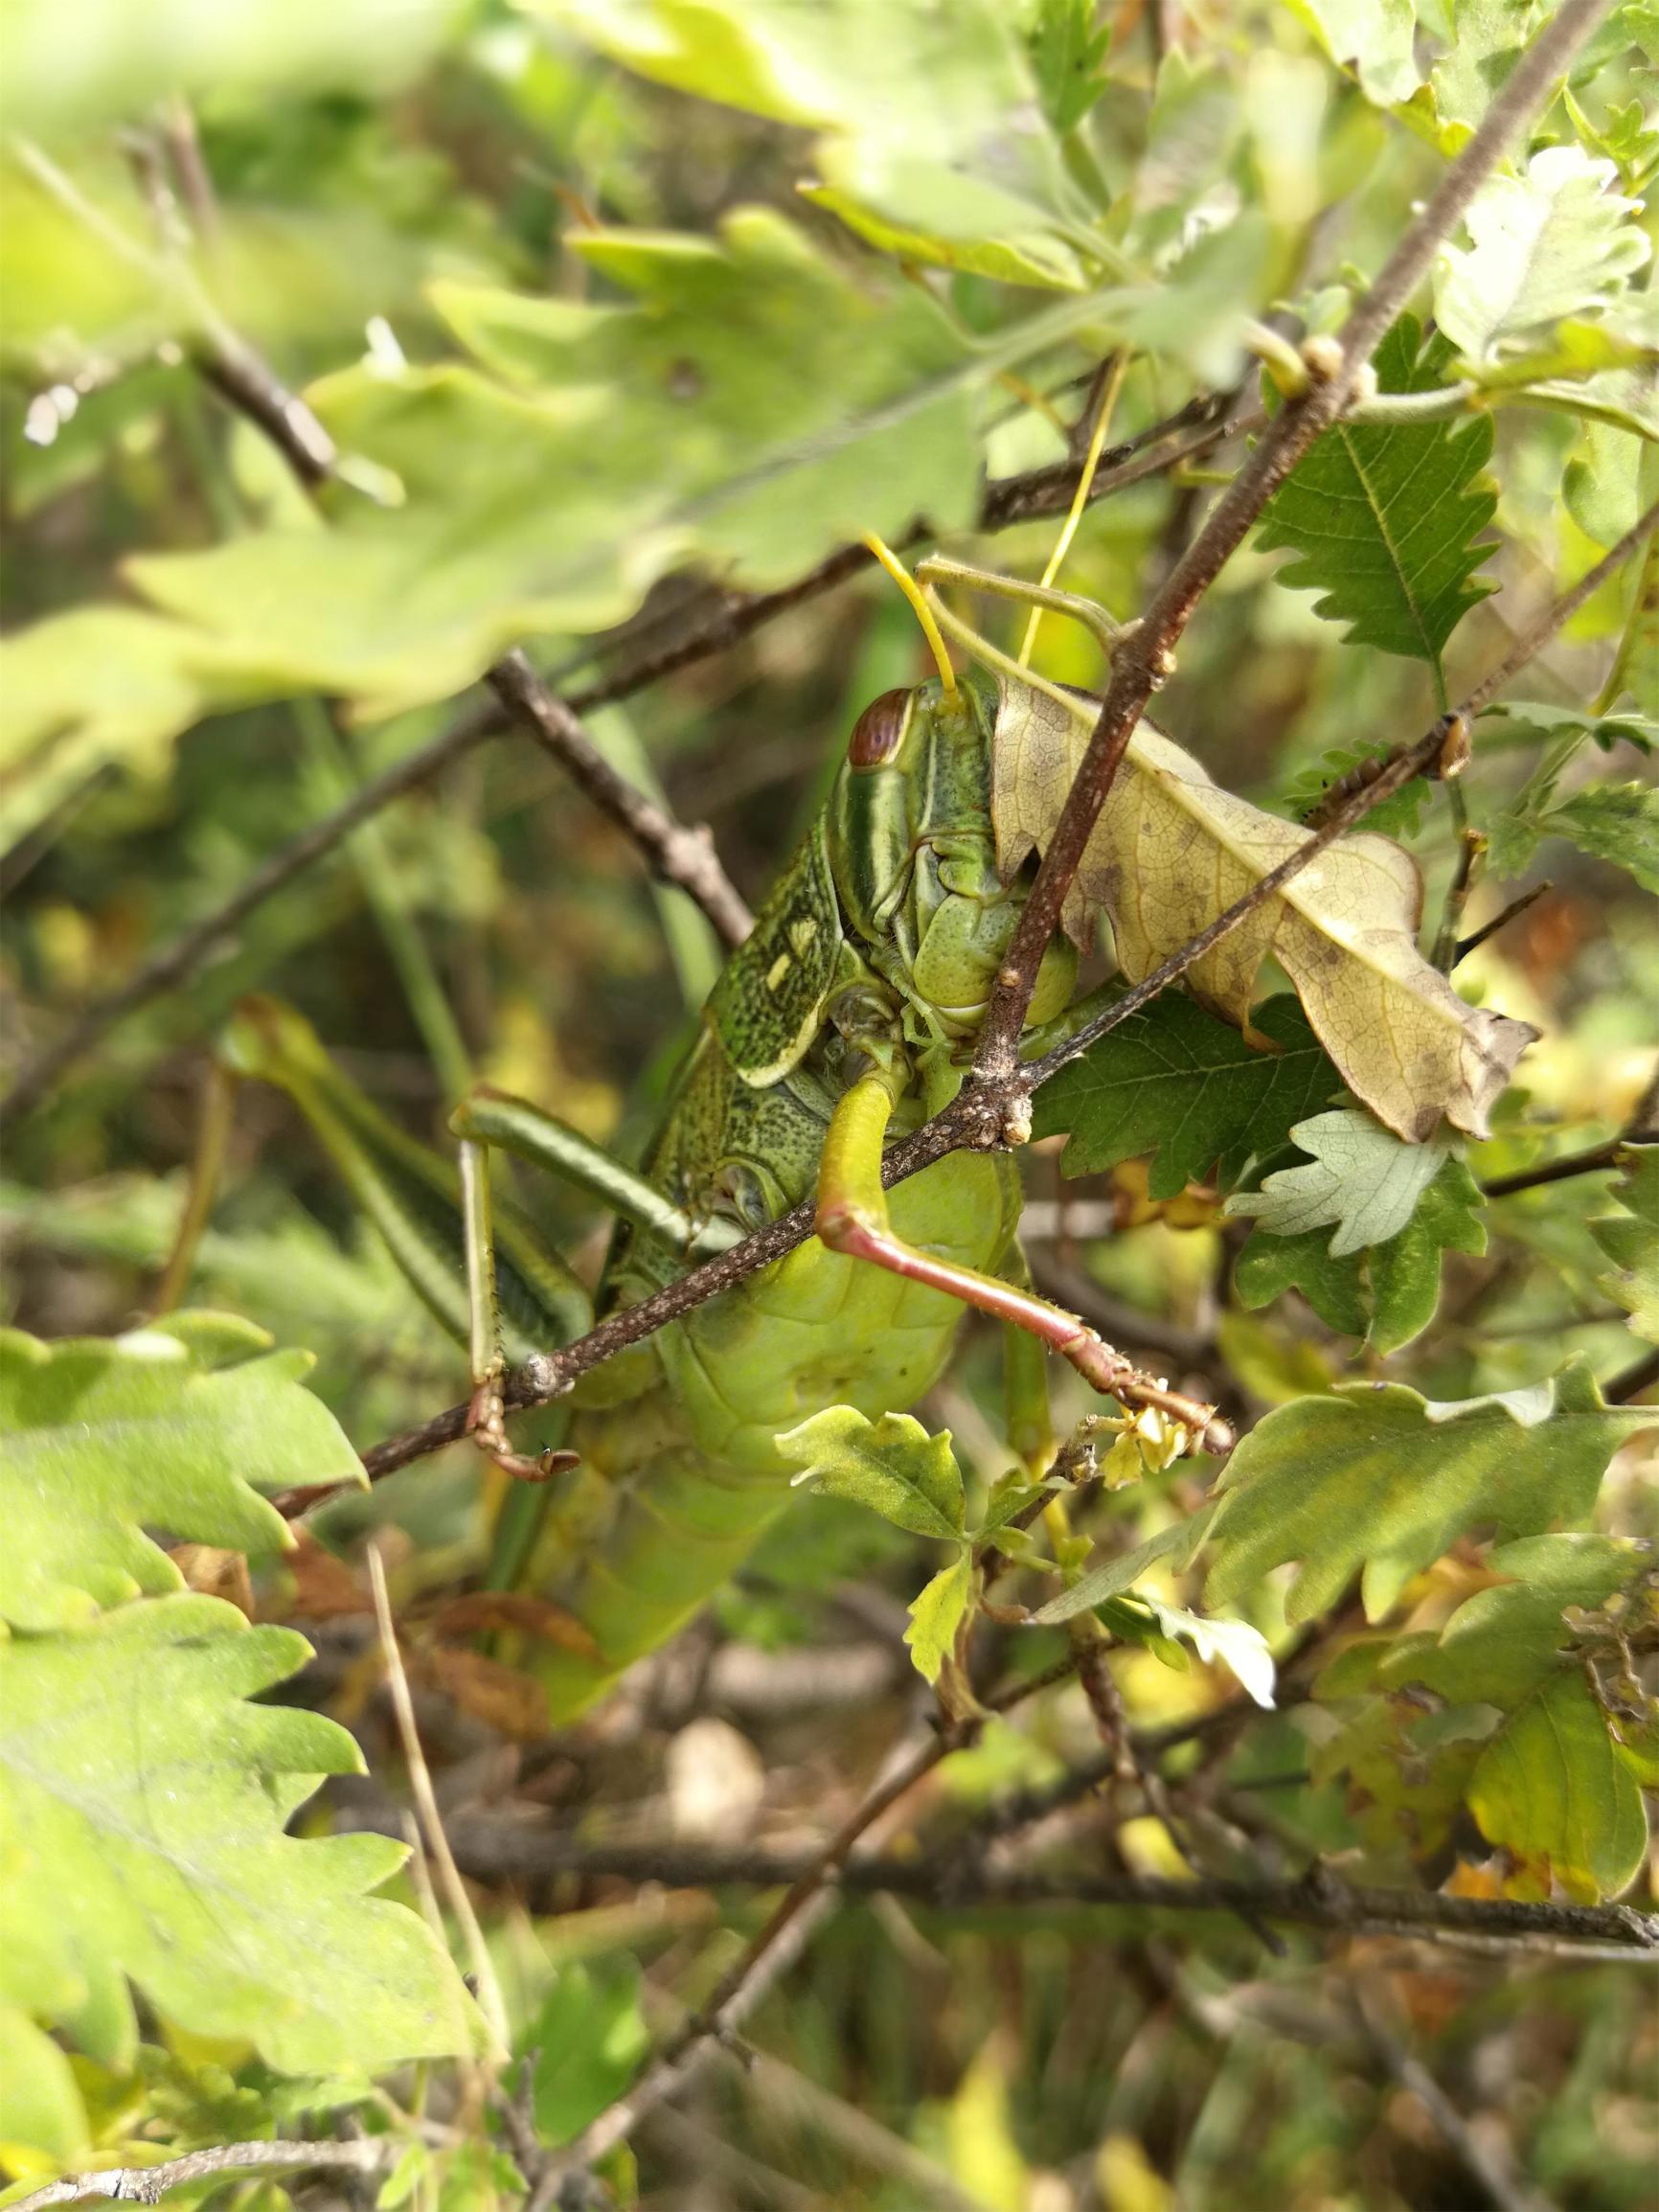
1204;1359;1649;1623
526;1962;648;2148
778;1405;966;1543
4;0;455;134
0;1595;486;2072
905;1552;974;1684
0;1313;359;1631
1224;1106;1453;1256
1234;1154;1486;1354
1468;1671;1648;1899
1435;147;1652;367
524;0;1081;264
1285;0;1420;104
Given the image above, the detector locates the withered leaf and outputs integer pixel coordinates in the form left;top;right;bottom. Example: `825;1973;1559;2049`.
994;681;1535;1140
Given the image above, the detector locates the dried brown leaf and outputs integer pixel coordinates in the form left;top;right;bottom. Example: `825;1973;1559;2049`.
994;684;1536;1139
431;1589;602;1661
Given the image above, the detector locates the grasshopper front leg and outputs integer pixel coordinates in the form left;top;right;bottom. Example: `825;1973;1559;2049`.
455;1136;578;1483
815;1072;1231;1454
447;1085;739;1483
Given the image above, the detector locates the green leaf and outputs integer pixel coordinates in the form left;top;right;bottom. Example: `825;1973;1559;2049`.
1467;1671;1649;1900
1429;0;1546;138
1285;0;1421;104
1224;1106;1452;1256
1255;317;1496;668
0;1594;485;2072
1589;1145;1659;1342
1278;741;1434;838
1026;0;1113;130
0;607;227;859
1032;993;1342;1199
0;2004;90;2167
1234;1153;1487;1353
1029;1519;1207;1624
1434;147;1652;368
0;1315;361;1632
113;207;1061;728
1203;1359;1649;1623
527;1961;648;2149
525;0;1079;271
1538;783;1659;894
905;1554;974;1685
1378;1533;1642;1705
4;0;454;137
777;1406;966;1543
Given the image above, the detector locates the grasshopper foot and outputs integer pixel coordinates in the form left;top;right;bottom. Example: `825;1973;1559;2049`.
466;1375;579;1483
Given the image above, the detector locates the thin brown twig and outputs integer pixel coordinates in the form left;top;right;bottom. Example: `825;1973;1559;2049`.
1455;880;1550;963
487;652;752;947
964;0;1618;1090
1350;1982;1560;2212
6;2139;398;2212
376;1823;1659;1956
1482;1138;1625;1198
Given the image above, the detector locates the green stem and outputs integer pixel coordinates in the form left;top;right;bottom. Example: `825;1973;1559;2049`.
290;698;473;1103
1593;529;1659;715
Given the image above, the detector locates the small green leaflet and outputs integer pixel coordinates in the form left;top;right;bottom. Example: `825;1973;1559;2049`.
906;1554;975;1684
1538;784;1659;895
778;1405;966;1543
1434;147;1652;368
1031;993;1341;1199
1468;1673;1649;1901
1099;1595;1277;1709
1026;0;1112;130
526;1962;648;2148
1487;777;1659;889
1589;1146;1659;1343
1234;1154;1485;1354
0;1594;485;2074
1284;0;1420;105
1278;741;1432;838
1225;1106;1452;1256
1031;1520;1204;1624
0;1312;360;1631
1255;317;1496;671
1203;1359;1649;1624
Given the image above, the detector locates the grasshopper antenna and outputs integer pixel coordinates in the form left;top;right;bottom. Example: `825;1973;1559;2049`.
1019;353;1126;668
861;531;957;694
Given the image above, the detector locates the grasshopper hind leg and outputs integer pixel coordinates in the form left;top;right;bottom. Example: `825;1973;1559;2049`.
815;1072;1231;1455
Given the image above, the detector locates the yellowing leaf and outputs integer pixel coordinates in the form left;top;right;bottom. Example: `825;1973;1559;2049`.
1467;1671;1648;1901
904;1553;974;1683
993;681;1536;1139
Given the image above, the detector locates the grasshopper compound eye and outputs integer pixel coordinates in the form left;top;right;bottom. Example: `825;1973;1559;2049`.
847;687;910;768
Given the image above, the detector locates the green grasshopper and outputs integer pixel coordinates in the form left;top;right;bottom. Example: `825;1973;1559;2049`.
223;556;1224;1719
